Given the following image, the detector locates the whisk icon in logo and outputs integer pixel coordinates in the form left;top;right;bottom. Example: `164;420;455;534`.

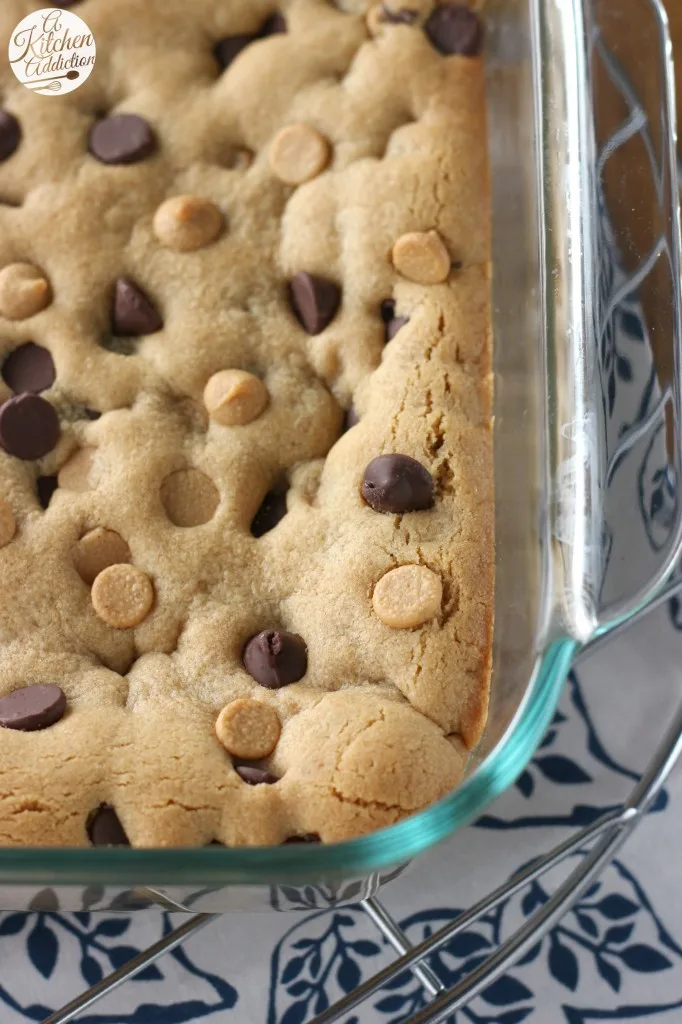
8;8;96;95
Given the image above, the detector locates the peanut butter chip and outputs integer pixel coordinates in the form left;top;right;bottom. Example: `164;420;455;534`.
269;124;331;185
160;468;219;527
372;564;442;628
0;497;16;548
215;698;281;759
153;195;224;252
91;563;154;629
392;230;451;284
203;370;269;426
72;528;132;586
57;448;97;492
0;263;52;320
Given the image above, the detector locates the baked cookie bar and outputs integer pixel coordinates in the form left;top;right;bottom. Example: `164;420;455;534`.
0;0;492;846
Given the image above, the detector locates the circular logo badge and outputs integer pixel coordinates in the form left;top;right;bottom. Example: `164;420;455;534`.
8;8;96;95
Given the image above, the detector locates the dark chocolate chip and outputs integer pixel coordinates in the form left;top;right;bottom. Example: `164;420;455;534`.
0;394;60;461
259;12;287;35
243;629;308;688
289;272;341;335
381;4;419;24
380;299;396;323
87;805;130;847
344;405;360;431
361;454;434;513
0;684;66;731
251;485;288;537
2;342;56;394
37;475;58;509
283;834;321;844
236;765;279;785
386;315;409;341
0;112;20;163
89;114;156;165
112;278;163;337
214;34;254;70
424;4;483;56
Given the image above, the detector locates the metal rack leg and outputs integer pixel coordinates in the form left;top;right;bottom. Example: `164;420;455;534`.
362;896;445;998
41;913;219;1024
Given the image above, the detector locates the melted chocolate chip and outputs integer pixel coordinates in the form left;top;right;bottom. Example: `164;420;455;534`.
2;342;56;394
289;272;341;335
235;765;279;785
243;629;308;688
0;684;66;731
37;475;58;509
361;454;434;513
423;4;484;56
0;112;20;162
251;485;288;537
260;12;287;35
89;114;156;165
0;394;60;461
87;805;130;846
112;278;163;336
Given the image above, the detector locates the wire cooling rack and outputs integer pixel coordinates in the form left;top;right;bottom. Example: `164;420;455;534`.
38;0;682;1019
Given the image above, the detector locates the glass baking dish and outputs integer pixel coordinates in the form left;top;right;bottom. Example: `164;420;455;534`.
0;0;679;913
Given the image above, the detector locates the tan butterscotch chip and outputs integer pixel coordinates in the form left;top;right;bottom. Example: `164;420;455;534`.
392;230;451;284
58;448;97;492
0;263;52;320
372;564;443;628
0;497;16;548
215;698;281;759
203;370;269;426
160;468;219;527
153;195;224;252
269;124;331;185
72;528;132;586
91;563;154;629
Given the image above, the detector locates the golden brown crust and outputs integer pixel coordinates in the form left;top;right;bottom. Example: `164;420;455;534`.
0;0;492;846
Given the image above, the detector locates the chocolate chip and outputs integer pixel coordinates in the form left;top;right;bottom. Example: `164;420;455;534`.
260;12;287;35
381;5;419;24
37;475;58;509
112;278;162;337
289;272;341;335
0;112;20;163
87;805;130;847
0;394;60;461
214;35;254;70
243;629;307;688
251;484;288;537
235;765;279;785
89;114;156;165
424;4;483;56
362;454;434;513
283;834;321;844
2;342;56;394
0;684;66;731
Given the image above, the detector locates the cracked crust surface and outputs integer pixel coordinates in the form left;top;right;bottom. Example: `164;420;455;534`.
0;0;492;846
